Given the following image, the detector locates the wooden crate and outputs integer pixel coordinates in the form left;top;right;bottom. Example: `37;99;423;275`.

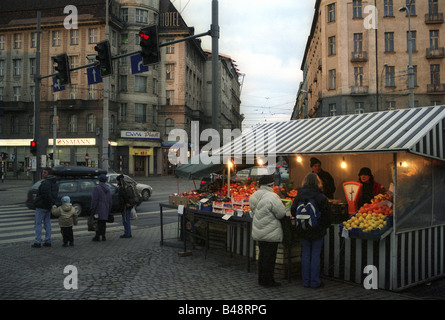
255;241;302;279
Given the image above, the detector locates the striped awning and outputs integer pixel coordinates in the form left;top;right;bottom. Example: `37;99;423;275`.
218;106;445;161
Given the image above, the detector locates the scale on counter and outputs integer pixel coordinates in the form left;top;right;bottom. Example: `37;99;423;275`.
342;181;362;214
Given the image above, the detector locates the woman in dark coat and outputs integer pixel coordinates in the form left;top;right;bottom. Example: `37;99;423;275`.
291;173;332;288
90;174;112;241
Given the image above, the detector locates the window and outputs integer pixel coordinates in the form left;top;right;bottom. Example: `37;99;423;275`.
329;103;337;116
120;8;128;21
119;103;127;122
86;114;96;132
135;103;147;123
88;84;97;99
166;39;175;54
386;101;396;110
385;66;395;87
11;116;19;133
165;118;174;136
13;33;22;49
0;60;4;76
355;102;364;114
430;30;439;50
429;0;439;14
12;59;22;76
407;31;416;52
135;76;147;92
328;69;336;90
353;33;363;53
431;64;440;85
119;75;127;92
353;1;362;18
354;67;364;86
0;35;5;50
52;31;61;46
70;29;79;45
136;9;148;23
152;78;158;95
13;87;21;101
69;85;78;99
49;115;59;133
327;3;336;22
384;0;393;17
110;115;115;133
405;0;416;16
385;32;394;52
30;32;37;48
328;36;336;56
69;115;77;133
166;90;174;105
152;105;158;123
28;116;34;134
166;64;175;80
88;28;98;44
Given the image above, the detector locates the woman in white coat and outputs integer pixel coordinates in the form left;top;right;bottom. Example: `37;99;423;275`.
250;174;286;287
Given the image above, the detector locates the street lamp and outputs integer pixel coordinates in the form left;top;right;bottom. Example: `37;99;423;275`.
399;1;415;108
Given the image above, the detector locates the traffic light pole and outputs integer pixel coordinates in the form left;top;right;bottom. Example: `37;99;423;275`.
33;11;42;184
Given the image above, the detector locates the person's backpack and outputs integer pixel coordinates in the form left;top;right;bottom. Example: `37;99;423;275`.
294;199;321;231
124;182;140;206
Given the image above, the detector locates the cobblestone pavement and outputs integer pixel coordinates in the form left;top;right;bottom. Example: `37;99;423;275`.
0;221;423;301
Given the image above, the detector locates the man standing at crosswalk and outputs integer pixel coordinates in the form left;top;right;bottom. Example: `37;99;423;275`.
32;167;58;248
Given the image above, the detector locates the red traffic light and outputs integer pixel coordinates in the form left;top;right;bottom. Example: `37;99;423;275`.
139;31;150;40
31;141;36;147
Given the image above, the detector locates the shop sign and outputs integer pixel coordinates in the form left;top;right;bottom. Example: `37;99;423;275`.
48;138;96;146
121;131;160;140
129;147;153;156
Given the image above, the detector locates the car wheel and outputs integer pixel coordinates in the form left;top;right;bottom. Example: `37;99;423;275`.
72;203;82;216
141;189;150;201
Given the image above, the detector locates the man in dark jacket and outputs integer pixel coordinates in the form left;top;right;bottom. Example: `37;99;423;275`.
32;167;59;248
310;157;336;199
91;174;112;241
116;175;133;238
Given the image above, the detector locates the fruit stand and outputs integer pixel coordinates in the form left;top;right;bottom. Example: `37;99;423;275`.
203;105;445;291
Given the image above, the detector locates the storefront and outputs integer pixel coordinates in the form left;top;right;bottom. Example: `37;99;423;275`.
117;130;162;176
199;105;445;291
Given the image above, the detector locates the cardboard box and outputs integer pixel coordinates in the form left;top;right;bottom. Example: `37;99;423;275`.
169;195;198;206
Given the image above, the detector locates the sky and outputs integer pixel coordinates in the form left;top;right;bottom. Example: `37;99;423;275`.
175;0;315;129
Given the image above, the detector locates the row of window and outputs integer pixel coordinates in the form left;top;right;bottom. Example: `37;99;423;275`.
327;0;440;23
327;64;442;90
328;30;442;57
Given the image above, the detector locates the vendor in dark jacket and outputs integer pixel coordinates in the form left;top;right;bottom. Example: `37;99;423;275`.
357;167;386;208
290;173;332;288
310;157;336;199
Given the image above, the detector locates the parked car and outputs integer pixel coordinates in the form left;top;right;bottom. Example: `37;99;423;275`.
106;173;153;201
26;175;121;216
231;166;276;183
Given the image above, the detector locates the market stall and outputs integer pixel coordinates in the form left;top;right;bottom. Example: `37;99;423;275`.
205;105;445;291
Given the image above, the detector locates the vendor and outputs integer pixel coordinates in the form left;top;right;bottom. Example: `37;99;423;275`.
310;157;336;199
357;167;386;207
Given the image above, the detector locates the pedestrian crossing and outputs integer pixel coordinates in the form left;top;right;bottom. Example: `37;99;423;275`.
0;204;127;245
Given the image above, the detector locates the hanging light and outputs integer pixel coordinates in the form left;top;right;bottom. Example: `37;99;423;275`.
296;155;302;163
341;157;347;169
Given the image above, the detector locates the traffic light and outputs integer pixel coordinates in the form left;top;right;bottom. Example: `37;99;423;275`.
48;153;54;160
94;40;113;76
139;25;160;65
53;54;71;85
30;140;37;156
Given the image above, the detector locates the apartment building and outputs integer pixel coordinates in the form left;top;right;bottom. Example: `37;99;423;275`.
294;0;445;119
0;0;243;177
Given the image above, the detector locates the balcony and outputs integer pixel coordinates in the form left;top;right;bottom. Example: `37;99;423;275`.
426;47;445;59
425;12;444;24
351;51;368;62
350;85;369;96
427;83;445;93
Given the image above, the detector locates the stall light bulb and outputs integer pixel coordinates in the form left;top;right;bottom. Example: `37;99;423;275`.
341;157;347;169
296;156;302;163
257;158;264;166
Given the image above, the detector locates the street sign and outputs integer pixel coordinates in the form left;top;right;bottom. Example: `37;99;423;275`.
131;54;149;74
52;77;66;92
87;66;103;85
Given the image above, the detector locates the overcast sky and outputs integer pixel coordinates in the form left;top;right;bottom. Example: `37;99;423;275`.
175;0;315;129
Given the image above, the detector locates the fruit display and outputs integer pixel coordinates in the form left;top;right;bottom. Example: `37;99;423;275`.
340;193;393;240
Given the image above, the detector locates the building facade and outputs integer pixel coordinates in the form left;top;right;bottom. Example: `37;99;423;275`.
0;0;243;178
294;0;445;119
